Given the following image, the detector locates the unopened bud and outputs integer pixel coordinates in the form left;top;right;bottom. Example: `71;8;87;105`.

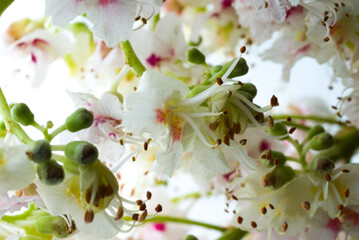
185;235;199;240
223;58;249;78
65;141;98;165
261;150;286;166
310;132;334;151
26;139;52;164
65;108;93;132
37;159;64;185
11;103;34;126
269;123;288;137
186;48;206;65
35;215;74;238
262;166;295;189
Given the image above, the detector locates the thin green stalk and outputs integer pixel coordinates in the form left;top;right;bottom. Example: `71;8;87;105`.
120;40;146;77
286;136;307;168
0;88;32;144
51;145;66;151
48;124;66;141
0;0;15;16
272;114;343;125
143;216;226;232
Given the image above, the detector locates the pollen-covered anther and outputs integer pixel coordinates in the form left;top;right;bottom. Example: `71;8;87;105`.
134;16;141;21
268;203;275;210
216;78;223;85
324;173;331;182
84;209;94;223
323;37;330;42
228;91;233;98
289;127;296;134
115;206;124;220
337;204;344;211
251;221;257;228
119;139;124;145
286;116;292;122
155;204;163;212
270;95;279;107
301;201;311;211
139;203;147;211
237;216;243;224
139;210;148;222
136;200;143;206
132;156;136;162
240;46;246;54
222;109;228;115
342;169;350;173
282;222;288;232
345;188;350;198
141;18;147;24
268;115;274;129
132;213;139;221
232;195;238;200
144;141;148;151
264;1;268;8
147;191;152;200
237;81;243;86
216;139;222;145
239;139;247;146
261;207;267;215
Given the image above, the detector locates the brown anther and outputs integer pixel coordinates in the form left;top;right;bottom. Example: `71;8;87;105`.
301;201;311;211
261;207;267;215
342;169;350;173
232;195;238;200
287;116;292;122
264;1;268;8
345;13;350;18
134;16;141;21
116;173;121;179
84;209;94;223
223;135;230;146
339;214;345;223
223;109;228;115
321;21;326;27
337;204;344;211
224;209;229;213
334;3;339;7
226;203;229;207
341;3;346;7
139;203;147;211
132;213;139;221
331;105;338;110
289;127;296;134
144;141;148;151
334;7;338;12
239;139;247;146
324;11;329;15
324;173;331;182
273;158;279;165
228;91;233;98
133;86;137;91
216;78;224;85
147;191;152;200
268;115;274;129
329;86;333;90
132;156;136;162
136;200;143;206
237;216;243;224
345;188;350;198
144;170;149;175
348;97;352;102
251;221;257;228
323;16;329;22
155;204;163;212
337;112;342;118
237;81;244;86
282;222;288;232
240;46;246;54
270;95;279;107
268;204;275;210
216;139;222;145
119;139;124;145
266;149;272;160
139;210;148;222
323;37;330;42
115;206;124;220
141;18;147;24
346;120;352;124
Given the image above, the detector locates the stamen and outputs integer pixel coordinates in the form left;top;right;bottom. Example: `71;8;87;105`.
261;206;267;214
282;222;288;232
233;91;272;113
84;209;94;223
268;115;274;129
345;188;350;198
155;204;163;212
111;148;142;173
270;95;279;107
147;191;152;200
115;206;124;220
324;173;331;182
139;210;148;222
268;204;274;210
237;216;243;224
251;221;257;228
301;201;310;211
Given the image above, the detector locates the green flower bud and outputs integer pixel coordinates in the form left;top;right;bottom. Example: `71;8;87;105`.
63;157;79;175
46;121;53;129
186;47;206;65
238;83;257;98
260;150;286;166
0;121;6;137
310;132;334;151
315;157;335;173
37;160;64;185
211;65;223;75
11;103;34;126
269;123;288;137
65;141;98;165
65;108;94;132
222;58;249;78
185;235;199;240
307;125;325;139
35;215;75;238
26;140;52;164
186;85;210;98
262;166;295;189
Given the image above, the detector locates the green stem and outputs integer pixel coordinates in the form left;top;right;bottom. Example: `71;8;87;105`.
143;216;226;232
52;153;66;163
0;88;32;144
286;136;307;168
48;124;66;141
119;40;146;77
272;114;343;125
285;156;301;163
0;0;15;16
51;145;66;151
171;192;202;204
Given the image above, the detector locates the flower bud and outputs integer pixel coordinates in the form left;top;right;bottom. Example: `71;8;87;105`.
186;47;206;65
185;235;199;240
307;125;325;139
262;166;295;189
37;159;64;185
35;215;75;238
63;157;79;175
238;83;257;98
260;150;286;166
310;132;334;151
11;103;34;126
65;141;98;165
222;58;248;78
65;108;94;132
315;157;335;173
26;139;52;164
269;122;288;137
0;121;6;137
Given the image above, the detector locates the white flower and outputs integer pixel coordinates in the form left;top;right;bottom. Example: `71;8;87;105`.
45;0;163;47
